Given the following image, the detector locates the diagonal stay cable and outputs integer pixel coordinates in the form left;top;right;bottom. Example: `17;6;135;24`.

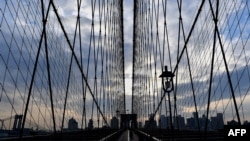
205;0;218;137
208;0;241;125
50;1;109;126
61;0;82;132
42;0;56;135
20;1;52;138
77;0;86;130
173;0;205;74
178;1;201;134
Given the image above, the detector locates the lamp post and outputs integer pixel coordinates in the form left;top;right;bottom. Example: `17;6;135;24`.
159;66;174;132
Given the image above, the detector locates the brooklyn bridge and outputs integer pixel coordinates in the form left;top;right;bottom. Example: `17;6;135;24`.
0;0;250;140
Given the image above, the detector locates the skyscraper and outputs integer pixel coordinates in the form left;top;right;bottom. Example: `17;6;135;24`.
68;117;78;130
111;116;119;129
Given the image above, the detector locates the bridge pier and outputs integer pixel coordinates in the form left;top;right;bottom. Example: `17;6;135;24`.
120;114;137;129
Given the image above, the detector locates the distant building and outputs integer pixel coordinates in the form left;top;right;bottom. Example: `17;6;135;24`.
193;112;199;129
68;117;78;130
145;114;157;128
156;112;225;130
111;117;119;129
243;120;250;125
166;116;171;129
13;115;23;130
145;120;157;129
216;113;224;128
227;119;239;125
199;114;207;129
88;119;94;129
138;122;142;129
158;115;173;129
159;115;167;129
186;117;195;129
210;113;224;129
174;115;185;129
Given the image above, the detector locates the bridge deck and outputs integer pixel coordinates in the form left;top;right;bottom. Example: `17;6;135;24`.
0;128;226;141
116;129;139;141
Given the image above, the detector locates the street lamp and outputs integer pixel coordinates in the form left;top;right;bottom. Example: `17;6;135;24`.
159;65;174;134
159;66;175;93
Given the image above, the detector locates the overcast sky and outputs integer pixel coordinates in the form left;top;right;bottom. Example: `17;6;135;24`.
52;0;250;122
